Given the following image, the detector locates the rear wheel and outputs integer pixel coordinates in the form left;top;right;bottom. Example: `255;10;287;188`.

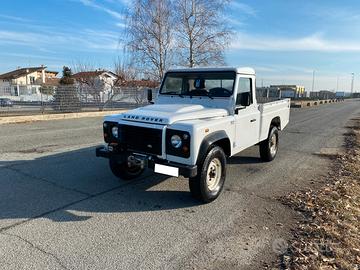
189;146;226;203
109;156;144;180
259;126;279;162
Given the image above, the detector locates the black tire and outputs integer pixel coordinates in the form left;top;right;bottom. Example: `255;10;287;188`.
189;146;226;203
109;158;144;180
259;126;279;162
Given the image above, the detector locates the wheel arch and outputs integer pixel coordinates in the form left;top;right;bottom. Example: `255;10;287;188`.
270;116;281;130
196;131;231;165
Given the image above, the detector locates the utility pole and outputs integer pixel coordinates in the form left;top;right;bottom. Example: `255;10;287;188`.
336;76;339;92
311;70;315;93
350;73;354;94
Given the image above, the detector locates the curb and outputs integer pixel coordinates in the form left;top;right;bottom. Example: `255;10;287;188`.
0;110;128;125
290;99;344;108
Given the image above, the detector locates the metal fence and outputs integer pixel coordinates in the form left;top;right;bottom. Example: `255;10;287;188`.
0;86;155;116
1;86;354;117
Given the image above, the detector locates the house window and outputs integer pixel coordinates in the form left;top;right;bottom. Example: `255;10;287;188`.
30;76;35;84
14;86;19;96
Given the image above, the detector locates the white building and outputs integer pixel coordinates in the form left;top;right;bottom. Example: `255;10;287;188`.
0;66;58;101
72;70;118;102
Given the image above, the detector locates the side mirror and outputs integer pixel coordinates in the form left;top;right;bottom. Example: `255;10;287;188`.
239;92;251;107
147;89;154;104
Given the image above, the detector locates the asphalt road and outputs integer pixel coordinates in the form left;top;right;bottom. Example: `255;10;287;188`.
0;100;359;270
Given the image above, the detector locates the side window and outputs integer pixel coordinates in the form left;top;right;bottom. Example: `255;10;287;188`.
236;78;253;106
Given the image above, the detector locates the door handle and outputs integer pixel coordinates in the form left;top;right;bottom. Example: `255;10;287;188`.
250;119;256;122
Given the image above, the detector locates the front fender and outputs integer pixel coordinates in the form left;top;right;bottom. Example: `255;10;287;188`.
196;130;229;165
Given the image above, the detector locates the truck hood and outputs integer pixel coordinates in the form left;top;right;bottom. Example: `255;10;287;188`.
116;104;229;125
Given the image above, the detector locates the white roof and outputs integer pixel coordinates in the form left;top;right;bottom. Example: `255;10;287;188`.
167;66;255;75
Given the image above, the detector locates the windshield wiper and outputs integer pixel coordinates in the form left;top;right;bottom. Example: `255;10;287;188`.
188;90;213;99
204;92;214;99
164;91;184;98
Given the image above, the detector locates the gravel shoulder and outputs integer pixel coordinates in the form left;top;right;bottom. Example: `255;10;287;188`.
279;115;360;269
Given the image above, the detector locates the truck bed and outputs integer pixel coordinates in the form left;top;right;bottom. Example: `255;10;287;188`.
258;98;290;142
256;97;283;104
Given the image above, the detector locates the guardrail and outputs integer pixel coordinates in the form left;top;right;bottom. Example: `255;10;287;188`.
290;99;344;108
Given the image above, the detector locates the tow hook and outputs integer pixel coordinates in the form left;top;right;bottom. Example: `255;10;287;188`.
127;155;146;169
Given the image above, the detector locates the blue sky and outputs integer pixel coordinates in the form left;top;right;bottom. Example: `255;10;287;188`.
0;0;359;91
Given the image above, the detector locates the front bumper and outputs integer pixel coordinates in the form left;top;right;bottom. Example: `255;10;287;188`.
95;146;197;178
96;145;126;163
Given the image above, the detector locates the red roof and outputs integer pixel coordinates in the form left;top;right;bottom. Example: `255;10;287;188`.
0;66;49;80
72;70;117;80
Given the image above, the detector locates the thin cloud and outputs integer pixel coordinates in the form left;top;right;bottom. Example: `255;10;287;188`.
0;52;63;61
231;33;360;52
0;14;32;22
78;0;124;20
310;6;360;23
226;17;246;28
0;29;122;52
115;22;126;28
230;2;257;17
255;65;315;74
118;0;131;7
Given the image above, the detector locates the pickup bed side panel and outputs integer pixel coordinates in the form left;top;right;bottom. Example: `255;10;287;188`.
258;99;290;142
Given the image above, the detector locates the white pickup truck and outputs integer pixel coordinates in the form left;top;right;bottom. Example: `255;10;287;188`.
96;67;290;202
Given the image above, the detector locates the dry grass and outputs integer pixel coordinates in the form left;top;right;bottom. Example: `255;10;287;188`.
280;117;360;270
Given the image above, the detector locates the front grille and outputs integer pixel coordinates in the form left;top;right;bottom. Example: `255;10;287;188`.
120;125;162;155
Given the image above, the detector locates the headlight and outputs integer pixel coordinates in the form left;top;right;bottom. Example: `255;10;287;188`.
111;126;119;138
171;134;182;148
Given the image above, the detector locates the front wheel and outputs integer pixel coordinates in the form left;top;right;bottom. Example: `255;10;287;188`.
109;157;144;180
259;126;279;162
189;146;226;203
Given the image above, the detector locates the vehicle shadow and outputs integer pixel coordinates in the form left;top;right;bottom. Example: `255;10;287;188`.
0;147;201;224
227;155;263;165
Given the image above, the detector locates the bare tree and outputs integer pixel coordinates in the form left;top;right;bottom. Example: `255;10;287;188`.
125;0;174;81
114;56;136;82
175;0;230;67
113;56;160;106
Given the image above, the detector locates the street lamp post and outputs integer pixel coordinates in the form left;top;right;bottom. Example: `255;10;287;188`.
350;73;354;94
311;70;315;93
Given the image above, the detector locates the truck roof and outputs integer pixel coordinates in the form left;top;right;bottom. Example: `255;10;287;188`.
166;66;255;75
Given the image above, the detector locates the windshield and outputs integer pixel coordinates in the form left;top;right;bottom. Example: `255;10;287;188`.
160;71;236;98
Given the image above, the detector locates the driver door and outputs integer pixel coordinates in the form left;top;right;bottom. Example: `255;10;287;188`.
234;77;260;151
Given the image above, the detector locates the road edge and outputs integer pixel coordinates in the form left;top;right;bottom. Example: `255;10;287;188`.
0;110;128;125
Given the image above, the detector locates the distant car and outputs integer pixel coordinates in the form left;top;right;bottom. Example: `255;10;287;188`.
0;98;13;107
